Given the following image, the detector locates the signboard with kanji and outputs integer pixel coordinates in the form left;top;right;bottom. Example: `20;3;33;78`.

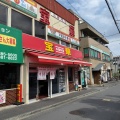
22;33;83;60
0;0;37;18
48;26;80;46
0;24;23;63
40;7;50;25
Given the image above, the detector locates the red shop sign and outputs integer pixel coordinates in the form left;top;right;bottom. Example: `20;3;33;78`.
22;33;83;60
40;7;50;25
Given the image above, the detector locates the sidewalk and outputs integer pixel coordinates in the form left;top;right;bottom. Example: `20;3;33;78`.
0;80;119;120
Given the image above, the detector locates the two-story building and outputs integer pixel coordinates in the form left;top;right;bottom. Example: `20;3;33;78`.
0;0;92;107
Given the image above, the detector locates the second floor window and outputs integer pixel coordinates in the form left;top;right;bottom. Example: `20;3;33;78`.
0;4;7;25
61;41;70;47
84;48;101;60
71;44;79;50
102;54;110;62
35;21;46;39
11;10;32;35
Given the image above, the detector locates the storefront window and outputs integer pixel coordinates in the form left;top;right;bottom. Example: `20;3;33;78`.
35;21;46;39
11;10;32;35
0;64;20;90
52;68;65;94
0;4;8;25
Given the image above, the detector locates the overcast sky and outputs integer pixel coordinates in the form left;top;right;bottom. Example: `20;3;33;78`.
56;0;120;56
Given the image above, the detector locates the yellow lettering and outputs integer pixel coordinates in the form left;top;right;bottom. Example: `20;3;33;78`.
0;34;16;47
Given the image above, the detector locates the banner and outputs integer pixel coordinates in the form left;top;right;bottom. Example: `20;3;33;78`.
50;68;56;79
0;91;6;104
37;67;47;80
37;67;56;80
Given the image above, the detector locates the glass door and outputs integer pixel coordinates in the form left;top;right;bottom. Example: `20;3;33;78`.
29;72;37;99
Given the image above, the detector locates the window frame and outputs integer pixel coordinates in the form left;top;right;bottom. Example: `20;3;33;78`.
0;3;8;25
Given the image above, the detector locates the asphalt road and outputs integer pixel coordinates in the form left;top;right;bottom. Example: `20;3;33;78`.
22;84;120;120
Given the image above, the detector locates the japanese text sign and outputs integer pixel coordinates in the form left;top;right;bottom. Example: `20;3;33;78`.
0;24;23;63
69;25;74;37
1;0;37;18
48;26;80;46
44;41;71;56
40;7;50;25
23;33;83;59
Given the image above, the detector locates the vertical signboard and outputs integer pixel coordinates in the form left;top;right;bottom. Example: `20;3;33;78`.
0;24;23;63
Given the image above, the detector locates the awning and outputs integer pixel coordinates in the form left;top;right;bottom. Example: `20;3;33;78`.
92;63;104;71
26;52;92;66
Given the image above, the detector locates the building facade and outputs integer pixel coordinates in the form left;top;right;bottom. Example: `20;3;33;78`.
79;21;112;84
0;0;91;107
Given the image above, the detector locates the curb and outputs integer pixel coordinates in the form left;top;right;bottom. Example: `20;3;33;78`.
6;82;120;120
6;87;108;120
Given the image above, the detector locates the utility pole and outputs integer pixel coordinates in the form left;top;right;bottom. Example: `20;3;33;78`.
105;0;120;33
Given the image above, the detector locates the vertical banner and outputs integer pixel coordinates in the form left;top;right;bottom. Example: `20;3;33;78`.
37;67;47;80
0;91;6;104
50;68;56;79
17;84;22;102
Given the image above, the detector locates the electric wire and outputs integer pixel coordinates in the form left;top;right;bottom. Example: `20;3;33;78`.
105;0;120;33
109;0;118;21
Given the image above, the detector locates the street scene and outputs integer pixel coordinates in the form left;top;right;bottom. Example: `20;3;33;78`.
0;81;119;120
22;81;120;120
0;0;120;120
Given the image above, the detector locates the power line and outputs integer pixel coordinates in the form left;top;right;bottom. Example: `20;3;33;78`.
105;0;120;33
66;0;82;17
109;0;118;20
66;0;120;39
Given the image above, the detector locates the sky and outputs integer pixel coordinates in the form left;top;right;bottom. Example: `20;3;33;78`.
56;0;120;56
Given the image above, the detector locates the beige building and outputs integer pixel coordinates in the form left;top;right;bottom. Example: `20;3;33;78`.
79;21;112;84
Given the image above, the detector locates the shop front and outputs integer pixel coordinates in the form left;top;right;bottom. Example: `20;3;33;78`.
28;63;66;100
22;33;92;103
0;24;23;107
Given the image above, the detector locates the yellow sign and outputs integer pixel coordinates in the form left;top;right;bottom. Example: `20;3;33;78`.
0;34;16;47
45;41;54;52
65;48;71;56
25;0;37;7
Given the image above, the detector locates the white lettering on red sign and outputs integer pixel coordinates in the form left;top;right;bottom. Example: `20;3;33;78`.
55;46;65;54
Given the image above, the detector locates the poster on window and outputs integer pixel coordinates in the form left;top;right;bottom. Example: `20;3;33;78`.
50;68;56;79
37;67;57;80
0;91;6;104
37;67;47;80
